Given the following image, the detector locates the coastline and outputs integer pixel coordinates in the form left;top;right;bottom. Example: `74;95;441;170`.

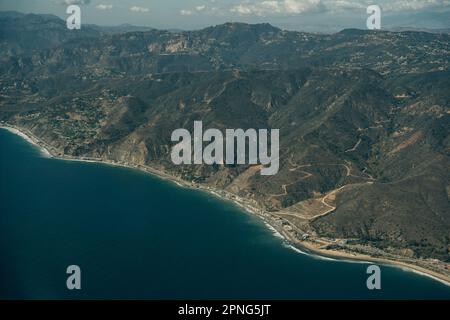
1;124;449;287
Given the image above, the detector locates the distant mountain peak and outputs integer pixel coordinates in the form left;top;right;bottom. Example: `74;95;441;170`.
209;22;280;33
337;28;370;35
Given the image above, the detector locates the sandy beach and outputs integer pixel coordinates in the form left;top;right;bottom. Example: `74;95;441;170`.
1;124;449;287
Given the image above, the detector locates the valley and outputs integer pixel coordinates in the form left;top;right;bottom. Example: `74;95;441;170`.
1;11;449;282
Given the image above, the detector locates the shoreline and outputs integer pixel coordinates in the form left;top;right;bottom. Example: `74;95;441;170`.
1;124;449;287
284;232;450;287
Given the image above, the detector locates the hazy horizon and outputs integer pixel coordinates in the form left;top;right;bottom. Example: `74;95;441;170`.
0;0;449;32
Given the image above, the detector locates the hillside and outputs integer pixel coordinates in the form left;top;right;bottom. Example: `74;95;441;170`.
0;12;449;271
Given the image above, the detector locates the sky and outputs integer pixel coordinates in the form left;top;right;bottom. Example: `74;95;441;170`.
0;0;449;32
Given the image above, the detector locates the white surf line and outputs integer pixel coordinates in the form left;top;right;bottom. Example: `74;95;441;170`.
282;243;309;256
382;263;450;288
0;127;342;266
282;242;374;263
284;243;337;261
0;126;52;158
4;126;449;286
264;222;285;240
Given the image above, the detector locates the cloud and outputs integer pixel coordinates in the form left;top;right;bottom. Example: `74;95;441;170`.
325;0;450;12
383;0;450;11
230;0;325;16
230;4;254;15
261;1;282;12
178;4;207;16
230;2;276;15
327;1;366;11
228;0;450;16
130;6;150;13
180;9;194;16
283;0;324;13
55;0;91;5
96;4;113;10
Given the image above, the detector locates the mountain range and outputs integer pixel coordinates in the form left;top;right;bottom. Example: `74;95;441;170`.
0;11;449;276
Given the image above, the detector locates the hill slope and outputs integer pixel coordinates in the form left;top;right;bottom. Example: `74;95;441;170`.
0;12;449;274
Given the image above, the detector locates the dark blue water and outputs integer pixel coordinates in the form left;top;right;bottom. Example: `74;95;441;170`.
1;128;449;299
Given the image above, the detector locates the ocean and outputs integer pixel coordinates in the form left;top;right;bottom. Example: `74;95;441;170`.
1;128;449;299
